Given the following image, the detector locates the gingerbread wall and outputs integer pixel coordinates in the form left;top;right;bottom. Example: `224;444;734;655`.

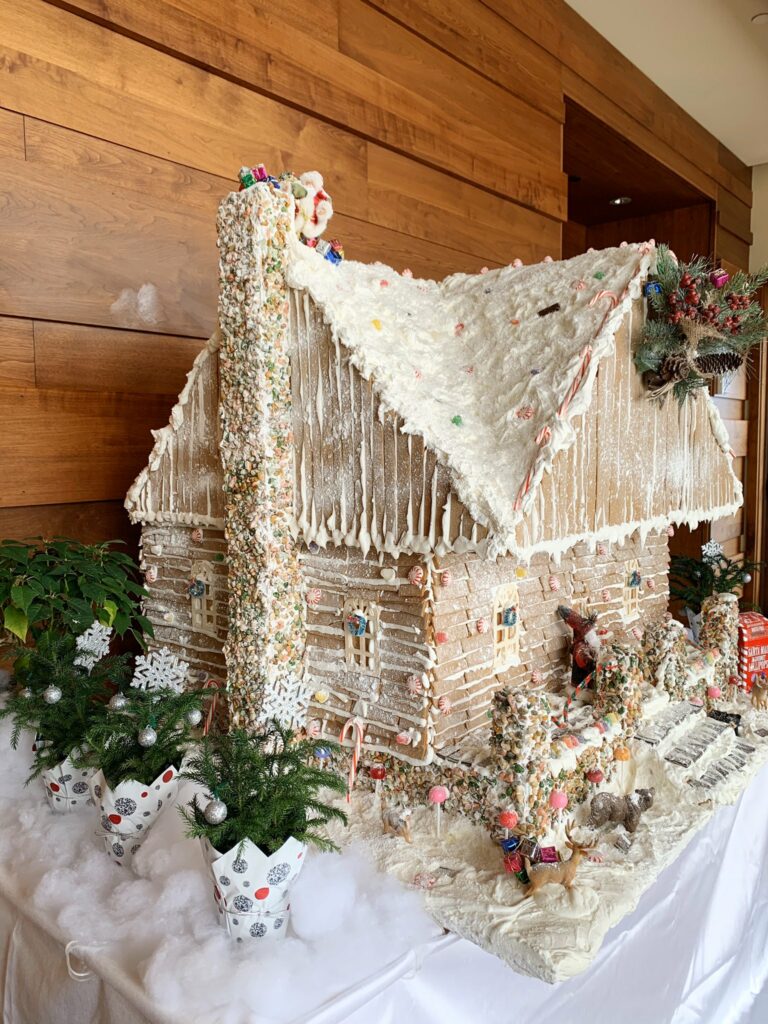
430;531;670;753
139;523;228;684
303;547;434;762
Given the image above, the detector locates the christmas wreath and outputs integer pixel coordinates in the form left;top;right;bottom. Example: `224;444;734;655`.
635;245;767;403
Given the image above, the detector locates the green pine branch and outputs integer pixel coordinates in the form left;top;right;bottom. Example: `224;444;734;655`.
179;723;348;855
79;685;206;788
0;631;131;781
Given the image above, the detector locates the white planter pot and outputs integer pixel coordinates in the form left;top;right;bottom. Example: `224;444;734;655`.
90;766;180;868
686;607;702;644
41;753;95;814
200;835;307;941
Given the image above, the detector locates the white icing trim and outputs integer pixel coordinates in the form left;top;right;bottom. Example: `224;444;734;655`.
125;331;221;524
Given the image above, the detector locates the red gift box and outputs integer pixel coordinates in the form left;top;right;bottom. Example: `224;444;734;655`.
738;612;768;693
503;853;523;874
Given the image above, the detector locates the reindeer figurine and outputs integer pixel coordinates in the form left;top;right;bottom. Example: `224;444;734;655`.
382;804;413;843
522;822;597;898
752;674;768;712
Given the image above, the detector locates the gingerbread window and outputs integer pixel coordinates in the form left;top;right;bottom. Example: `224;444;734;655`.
190;561;217;637
623;560;641;621
343;598;380;675
493;582;521;670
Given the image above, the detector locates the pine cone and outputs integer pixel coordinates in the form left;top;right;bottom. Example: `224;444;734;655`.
658;352;691;382
694;351;744;376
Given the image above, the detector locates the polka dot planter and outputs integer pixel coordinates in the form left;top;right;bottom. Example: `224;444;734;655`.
89;766;181;869
41;753;96;814
199;835;307;942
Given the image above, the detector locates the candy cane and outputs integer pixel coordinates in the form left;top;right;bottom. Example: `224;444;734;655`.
339;716;365;802
550;672;594;727
558;345;592;417
202;678;222;737
589;289;620;309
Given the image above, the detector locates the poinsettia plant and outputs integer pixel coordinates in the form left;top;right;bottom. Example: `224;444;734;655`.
180;723;348;854
635;245;768;403
0;538;151;650
670;540;760;614
79;647;205;788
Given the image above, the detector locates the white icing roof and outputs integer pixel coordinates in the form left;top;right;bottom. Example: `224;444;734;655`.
287;240;663;556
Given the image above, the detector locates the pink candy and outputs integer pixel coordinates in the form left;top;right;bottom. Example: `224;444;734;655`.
408;565;424;586
429;785;449;804
438;695;452;715
305;587;322;608
549;790;568;810
440;569;453;587
407;673;422;695
549;575;560;592
477;617;490;635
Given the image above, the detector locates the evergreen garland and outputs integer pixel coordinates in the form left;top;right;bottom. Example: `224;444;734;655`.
80;684;206;788
670;543;760;614
0;631;131;781
180;723;348;854
636;245;768;404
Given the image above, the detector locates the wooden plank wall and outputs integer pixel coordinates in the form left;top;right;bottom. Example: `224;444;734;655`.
0;0;754;551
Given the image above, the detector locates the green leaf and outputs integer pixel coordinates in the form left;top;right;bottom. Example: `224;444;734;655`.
10;585;34;613
3;606;28;642
100;600;118;626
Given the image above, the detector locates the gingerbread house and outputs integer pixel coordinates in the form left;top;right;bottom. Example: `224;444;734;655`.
126;178;741;766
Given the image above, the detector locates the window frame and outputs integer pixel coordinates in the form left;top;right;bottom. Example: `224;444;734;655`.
190;560;218;638
493;582;522;671
343;598;381;676
622;559;641;622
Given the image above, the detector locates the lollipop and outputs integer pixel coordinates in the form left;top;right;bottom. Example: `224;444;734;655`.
498;809;518;839
586;769;604;785
369;764;386;803
428;785;449;838
549;789;568;812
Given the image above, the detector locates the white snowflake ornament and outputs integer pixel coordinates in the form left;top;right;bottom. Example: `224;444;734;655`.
74;622;113;673
131;647;189;694
701;541;724;564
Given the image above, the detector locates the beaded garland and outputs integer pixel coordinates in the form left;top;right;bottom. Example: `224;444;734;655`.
217;186;308;730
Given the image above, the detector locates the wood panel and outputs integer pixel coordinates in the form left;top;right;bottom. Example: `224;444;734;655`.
585;205;714;263
0;501;138;545
366;0;563;120
43;0;566;218
0;317;35;386
0;386;174;506
34;323;206;395
0;153;218;335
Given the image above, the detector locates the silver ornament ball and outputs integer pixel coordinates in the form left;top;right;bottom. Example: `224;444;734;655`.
185;708;203;727
20;687;32;699
137;726;157;748
108;693;128;711
203;798;228;825
43;685;62;705
743;573;752;584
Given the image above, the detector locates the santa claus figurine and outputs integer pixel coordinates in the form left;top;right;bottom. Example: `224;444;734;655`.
557;605;603;689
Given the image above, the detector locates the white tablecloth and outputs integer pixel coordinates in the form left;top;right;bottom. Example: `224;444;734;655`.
1;757;767;1024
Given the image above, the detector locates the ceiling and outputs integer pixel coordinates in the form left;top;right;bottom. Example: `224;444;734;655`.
565;0;768;166
564;101;710;224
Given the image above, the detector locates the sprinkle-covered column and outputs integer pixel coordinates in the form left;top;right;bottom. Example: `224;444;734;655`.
699;593;740;689
217;185;307;730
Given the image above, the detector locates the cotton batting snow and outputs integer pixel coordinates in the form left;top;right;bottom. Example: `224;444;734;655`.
0;718;437;1024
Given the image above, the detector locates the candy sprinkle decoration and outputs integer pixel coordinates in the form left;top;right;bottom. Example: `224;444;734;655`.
451;414;463;426
537;303;560;317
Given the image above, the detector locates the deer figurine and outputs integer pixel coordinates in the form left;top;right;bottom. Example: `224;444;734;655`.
381;805;413;843
751;675;768;712
522;821;597;898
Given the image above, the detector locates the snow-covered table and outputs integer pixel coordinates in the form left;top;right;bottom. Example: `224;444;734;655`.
1;715;767;1024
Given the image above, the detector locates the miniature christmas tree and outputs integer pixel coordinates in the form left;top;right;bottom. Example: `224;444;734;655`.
180;722;348;854
669;540;758;615
0;625;130;780
81;647;205;787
